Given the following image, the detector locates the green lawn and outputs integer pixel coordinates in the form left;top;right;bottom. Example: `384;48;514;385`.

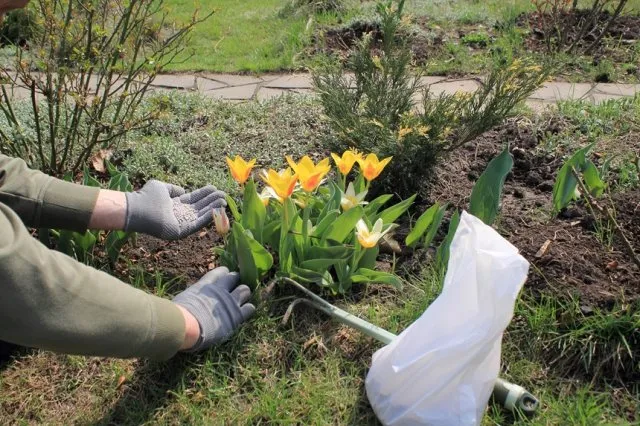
163;0;344;72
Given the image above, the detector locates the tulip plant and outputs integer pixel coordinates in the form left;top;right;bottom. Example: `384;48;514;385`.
215;151;415;294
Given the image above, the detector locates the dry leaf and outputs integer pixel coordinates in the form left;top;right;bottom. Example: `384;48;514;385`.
605;260;619;271
116;375;127;389
198;230;207;238
208;262;215;270
570;220;581;227
535;239;552;258
90;149;113;173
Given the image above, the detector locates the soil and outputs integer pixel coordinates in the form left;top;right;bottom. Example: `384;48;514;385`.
313;18;446;65
116;227;222;285
430;118;640;308
517;10;640;55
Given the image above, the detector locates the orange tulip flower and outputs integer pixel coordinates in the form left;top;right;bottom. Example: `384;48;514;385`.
358;153;392;182
286;155;331;192
226;155;256;185
260;168;298;200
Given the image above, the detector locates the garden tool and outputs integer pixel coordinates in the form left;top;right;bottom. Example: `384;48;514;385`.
280;212;539;424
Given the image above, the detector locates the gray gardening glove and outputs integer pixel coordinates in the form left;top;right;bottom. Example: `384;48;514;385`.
124;180;227;240
173;267;256;352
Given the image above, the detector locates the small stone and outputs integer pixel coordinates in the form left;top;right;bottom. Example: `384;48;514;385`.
580;305;594;314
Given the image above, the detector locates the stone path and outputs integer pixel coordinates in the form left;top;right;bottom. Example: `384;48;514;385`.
6;72;640;108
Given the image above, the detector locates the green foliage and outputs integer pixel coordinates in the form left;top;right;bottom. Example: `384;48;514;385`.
43;163;135;265
217;164;408;294
124;93;330;193
468;147;513;225
405;202;447;248
0;0;208;175
552;144;592;212
313;1;548;196
516;294;640;381
0;7;40;45
461;31;490;48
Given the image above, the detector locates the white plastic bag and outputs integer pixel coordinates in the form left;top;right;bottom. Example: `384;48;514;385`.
365;211;529;426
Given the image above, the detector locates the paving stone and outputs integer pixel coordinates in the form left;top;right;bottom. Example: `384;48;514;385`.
199;73;263;86
418;76;447;87
256;87;286;102
530;82;592;101
292;88;315;95
592;83;640;97
427;80;480;96
206;84;258;100
150;74;196;89
2;85;32;101
264;73;313;89
195;77;227;91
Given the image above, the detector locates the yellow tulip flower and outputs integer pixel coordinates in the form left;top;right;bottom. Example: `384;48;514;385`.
358;153;392;182
260;168;298;200
331;150;361;176
355;219;391;248
285;155;331;192
226;155;256;185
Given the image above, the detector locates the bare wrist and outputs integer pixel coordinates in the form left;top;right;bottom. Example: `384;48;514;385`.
176;305;201;351
88;189;127;230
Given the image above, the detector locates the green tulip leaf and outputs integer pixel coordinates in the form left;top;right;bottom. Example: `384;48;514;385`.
323;206;364;244
552;144;593;212
376;194;416;224
351;269;402;288
241;179;267;242
469;148;513;225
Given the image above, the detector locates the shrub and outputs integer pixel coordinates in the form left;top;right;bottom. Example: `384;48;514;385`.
0;7;40;46
313;0;548;197
0;0;209;175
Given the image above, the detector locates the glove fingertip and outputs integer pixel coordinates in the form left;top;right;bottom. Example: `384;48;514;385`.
241;303;256;319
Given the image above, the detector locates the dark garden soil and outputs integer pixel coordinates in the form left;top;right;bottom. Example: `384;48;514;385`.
517;10;640;55
431;118;640;309
313;18;447;66
116;228;222;285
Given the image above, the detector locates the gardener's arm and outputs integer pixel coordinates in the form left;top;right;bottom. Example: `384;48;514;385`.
0;201;185;359
0;154;227;238
0;202;255;359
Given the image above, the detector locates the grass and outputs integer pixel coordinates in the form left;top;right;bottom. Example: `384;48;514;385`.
162;0;347;72
2;94;640;424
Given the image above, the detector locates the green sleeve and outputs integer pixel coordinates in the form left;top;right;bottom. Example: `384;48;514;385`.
0;202;185;360
0;154;99;231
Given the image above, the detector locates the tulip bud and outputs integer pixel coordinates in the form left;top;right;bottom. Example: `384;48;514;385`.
212;208;230;236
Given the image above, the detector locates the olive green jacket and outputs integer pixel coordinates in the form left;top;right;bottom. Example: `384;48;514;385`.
0;154;184;360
